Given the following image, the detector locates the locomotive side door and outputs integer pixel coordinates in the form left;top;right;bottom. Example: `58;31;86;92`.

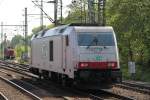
62;35;72;77
63;33;77;79
62;35;68;73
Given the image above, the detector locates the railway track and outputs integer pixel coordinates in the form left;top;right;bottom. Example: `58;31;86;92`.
112;84;150;100
89;89;134;100
0;75;41;100
0;63;89;100
115;83;150;94
0;60;150;100
122;81;150;91
0;69;69;100
0;60;29;72
4;60;29;70
0;92;8;100
0;60;38;79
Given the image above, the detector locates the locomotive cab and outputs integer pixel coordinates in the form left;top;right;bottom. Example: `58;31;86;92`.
74;26;122;85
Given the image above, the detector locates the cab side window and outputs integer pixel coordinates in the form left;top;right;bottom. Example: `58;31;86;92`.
49;41;53;61
66;35;69;46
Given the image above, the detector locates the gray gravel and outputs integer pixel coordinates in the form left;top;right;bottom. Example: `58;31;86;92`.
0;68;65;100
112;86;150;100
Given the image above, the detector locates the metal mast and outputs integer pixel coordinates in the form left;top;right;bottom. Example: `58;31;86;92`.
80;0;82;23
88;0;95;23
83;0;87;23
54;0;58;25
57;0;63;24
1;22;3;59
98;0;106;26
60;0;63;23
25;8;28;58
41;0;44;29
4;33;6;54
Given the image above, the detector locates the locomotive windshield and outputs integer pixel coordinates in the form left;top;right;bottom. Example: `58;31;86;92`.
78;32;115;46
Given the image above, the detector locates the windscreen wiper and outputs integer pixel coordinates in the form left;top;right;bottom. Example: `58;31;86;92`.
86;37;98;49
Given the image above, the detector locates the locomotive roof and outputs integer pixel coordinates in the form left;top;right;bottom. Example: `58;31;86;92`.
31;24;114;39
31;25;68;39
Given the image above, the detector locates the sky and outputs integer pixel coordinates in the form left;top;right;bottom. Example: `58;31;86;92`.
0;0;72;40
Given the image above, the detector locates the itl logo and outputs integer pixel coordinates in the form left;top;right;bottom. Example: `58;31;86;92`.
96;56;103;61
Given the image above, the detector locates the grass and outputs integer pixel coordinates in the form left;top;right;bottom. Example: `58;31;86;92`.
121;63;150;82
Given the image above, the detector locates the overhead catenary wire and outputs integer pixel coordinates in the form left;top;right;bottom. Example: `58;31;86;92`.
32;1;54;23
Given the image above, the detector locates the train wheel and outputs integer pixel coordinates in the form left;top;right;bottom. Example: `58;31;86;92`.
117;76;122;83
39;73;43;80
66;78;73;87
62;78;66;87
113;76;122;83
61;75;72;87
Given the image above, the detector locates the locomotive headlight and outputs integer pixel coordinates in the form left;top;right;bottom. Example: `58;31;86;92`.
80;63;89;67
108;62;115;68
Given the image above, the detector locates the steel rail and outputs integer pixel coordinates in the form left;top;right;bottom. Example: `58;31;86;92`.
91;89;134;100
115;83;150;94
0;69;82;100
122;81;150;90
0;60;143;99
0;92;8;100
0;60;29;71
89;94;104;100
0;76;42;100
3;64;29;72
0;63;38;79
4;60;30;69
0;61;79;100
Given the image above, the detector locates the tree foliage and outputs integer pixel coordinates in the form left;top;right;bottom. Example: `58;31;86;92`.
11;35;24;48
15;44;25;58
106;0;150;80
32;25;46;35
63;0;88;24
107;0;150;63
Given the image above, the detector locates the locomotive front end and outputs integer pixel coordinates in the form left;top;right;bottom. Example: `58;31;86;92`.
74;26;122;87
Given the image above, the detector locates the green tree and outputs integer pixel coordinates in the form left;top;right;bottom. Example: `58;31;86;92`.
63;0;88;24
11;35;24;48
32;25;46;35
106;0;150;80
